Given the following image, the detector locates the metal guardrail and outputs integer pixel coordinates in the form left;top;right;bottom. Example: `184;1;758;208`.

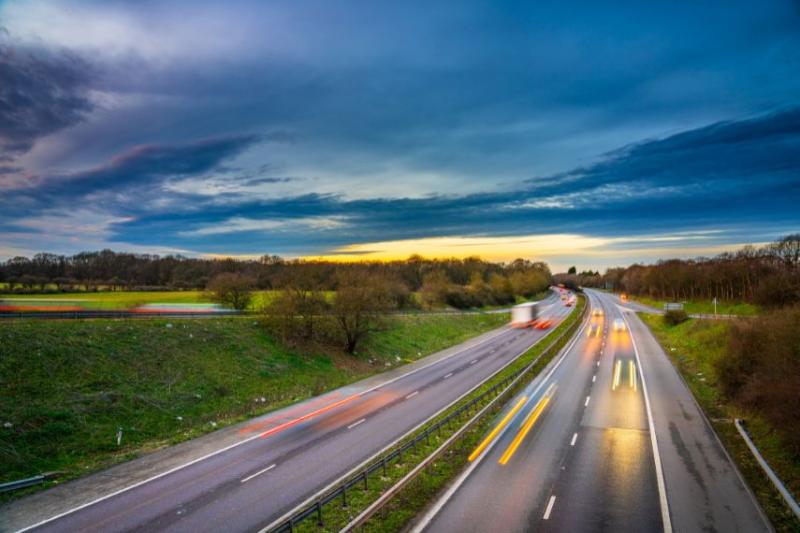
268;298;587;532
735;419;800;520
0;475;48;493
341;300;587;531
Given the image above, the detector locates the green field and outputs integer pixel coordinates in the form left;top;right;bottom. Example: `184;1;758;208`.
640;314;799;531
0;312;508;500
0;290;282;311
631;295;760;316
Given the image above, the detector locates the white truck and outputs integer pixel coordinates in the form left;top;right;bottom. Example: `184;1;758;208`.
511;302;538;328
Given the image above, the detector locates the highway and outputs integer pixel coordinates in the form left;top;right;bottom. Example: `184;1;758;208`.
6;292;573;533
413;289;770;533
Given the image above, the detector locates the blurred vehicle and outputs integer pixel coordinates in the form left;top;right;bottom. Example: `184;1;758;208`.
620;293;628;302
613;318;626;331
511;302;538;328
592;308;603;317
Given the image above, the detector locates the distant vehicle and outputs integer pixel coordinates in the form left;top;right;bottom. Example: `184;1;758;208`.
561;294;567;301
620;293;628;302
511;302;538;328
613;318;626;331
592;308;604;317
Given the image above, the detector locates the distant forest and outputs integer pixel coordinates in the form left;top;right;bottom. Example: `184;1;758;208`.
0;252;552;307
561;234;800;308
3;233;798;308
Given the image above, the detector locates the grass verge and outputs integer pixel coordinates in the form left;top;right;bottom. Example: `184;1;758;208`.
283;295;586;532
631;295;759;316
639;313;800;532
0;312;507;503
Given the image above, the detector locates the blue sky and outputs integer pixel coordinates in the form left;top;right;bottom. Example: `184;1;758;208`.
1;0;799;271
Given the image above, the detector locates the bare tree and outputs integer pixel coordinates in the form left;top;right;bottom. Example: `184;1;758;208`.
331;272;396;353
207;272;256;310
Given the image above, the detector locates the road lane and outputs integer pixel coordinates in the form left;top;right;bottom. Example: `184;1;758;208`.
416;291;662;533
417;290;771;533
12;292;573;533
592;290;771;532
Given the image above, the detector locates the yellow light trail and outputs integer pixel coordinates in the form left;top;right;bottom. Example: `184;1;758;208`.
499;384;556;465
595;324;601;337
468;396;528;461
612;360;622;391
629;360;637;390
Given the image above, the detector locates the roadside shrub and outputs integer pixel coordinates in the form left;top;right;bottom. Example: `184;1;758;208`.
663;309;688;326
716;306;800;453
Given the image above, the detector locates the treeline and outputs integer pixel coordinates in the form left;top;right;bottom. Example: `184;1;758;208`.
565;234;800;308
0;251;551;308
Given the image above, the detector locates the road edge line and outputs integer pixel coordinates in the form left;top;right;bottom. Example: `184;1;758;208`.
619;303;673;533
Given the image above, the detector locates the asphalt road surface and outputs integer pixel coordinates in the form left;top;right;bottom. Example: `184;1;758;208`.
414;289;770;533
12;292;573;533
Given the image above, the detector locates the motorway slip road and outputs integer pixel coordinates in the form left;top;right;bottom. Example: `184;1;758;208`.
413;289;770;533
1;292;572;533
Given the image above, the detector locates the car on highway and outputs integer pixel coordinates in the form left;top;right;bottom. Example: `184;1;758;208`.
592;308;603;317
613;318;626;331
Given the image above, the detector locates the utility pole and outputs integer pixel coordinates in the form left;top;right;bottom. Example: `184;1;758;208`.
713;297;717;317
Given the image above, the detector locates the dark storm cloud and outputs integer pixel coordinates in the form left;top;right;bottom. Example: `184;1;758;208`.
533;108;800;197
42;134;263;198
101;109;800;255
0;28;95;154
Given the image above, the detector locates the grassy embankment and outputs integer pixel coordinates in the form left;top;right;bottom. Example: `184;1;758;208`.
0;312;507;502
640;314;800;532
631;295;759;316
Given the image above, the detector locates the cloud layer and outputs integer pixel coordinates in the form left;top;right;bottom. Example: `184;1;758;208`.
0;0;799;268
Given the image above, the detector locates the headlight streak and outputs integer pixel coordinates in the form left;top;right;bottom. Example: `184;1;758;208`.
612;359;622;391
468;396;528;461
498;383;557;465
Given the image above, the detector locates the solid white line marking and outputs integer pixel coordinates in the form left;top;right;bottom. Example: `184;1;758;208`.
240;464;276;483
584;396;591;407
444;372;453;379
592;374;596;383
570;432;578;446
470;359;478;365
410;306;591;533
543;495;556;520
596;360;600;367
619;301;673;533
347;418;366;429
405;391;419;400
